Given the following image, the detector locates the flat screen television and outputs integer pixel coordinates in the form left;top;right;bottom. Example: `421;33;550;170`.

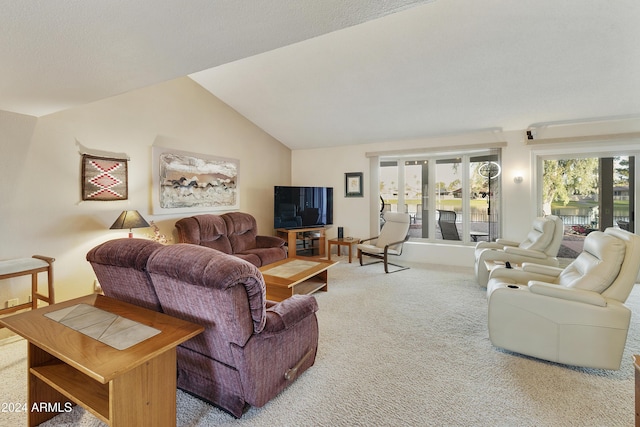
274;186;333;229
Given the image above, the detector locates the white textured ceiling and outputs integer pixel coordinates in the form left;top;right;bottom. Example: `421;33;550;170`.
3;0;640;150
1;0;427;117
192;0;640;149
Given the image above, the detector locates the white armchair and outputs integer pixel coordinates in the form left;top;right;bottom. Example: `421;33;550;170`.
474;215;564;287
357;212;410;273
486;227;640;370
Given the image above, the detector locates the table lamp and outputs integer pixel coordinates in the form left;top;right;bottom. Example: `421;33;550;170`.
110;210;150;238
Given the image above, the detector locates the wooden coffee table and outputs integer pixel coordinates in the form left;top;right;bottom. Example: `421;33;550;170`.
0;294;203;427
260;257;337;302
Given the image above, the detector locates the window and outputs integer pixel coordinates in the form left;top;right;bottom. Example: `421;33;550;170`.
541;155;635;258
379;148;501;244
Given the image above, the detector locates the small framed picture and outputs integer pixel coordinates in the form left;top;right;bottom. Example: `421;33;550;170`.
345;172;363;197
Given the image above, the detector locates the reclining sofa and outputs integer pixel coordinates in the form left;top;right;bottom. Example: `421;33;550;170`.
486;227;640;370
475;215;564;287
87;238;319;417
175;212;286;267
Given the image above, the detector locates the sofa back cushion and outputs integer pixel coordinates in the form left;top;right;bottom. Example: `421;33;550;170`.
175;215;233;254
223;212;258;253
147;244;266;366
557;231;626;293
86;238;164;311
519;217;554;252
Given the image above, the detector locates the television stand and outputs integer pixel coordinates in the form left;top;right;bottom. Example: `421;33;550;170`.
276;227;326;258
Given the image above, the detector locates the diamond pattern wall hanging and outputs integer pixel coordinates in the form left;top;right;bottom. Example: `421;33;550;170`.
82;154;128;200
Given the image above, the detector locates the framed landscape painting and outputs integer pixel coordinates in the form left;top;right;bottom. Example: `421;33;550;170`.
152;146;239;214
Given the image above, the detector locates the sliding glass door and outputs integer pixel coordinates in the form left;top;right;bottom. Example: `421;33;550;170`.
380;149;501;243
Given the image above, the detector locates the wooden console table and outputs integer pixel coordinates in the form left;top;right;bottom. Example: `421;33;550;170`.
0;294;204;426
276;227;326;257
0;255;55;322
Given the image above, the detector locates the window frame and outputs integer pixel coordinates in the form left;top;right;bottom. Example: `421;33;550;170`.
377;148;502;245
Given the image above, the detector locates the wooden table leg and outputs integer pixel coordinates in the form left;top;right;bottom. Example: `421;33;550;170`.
110;349;177;426
28;344;72;427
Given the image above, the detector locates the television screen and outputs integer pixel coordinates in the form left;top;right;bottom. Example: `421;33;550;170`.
274;186;333;229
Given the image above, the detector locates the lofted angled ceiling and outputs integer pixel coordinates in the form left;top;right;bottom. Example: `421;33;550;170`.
3;0;640;150
0;0;430;117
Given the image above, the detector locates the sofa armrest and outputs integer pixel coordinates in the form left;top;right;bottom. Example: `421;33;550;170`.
265;299;278;309
489;266;561;284
476;241;503;250
503;246;547;259
528;281;607;307
521;263;563;276
256;235;286;248
263;294;319;332
495;238;519;247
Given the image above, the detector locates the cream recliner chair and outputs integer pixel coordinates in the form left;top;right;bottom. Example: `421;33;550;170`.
357;212;410;273
486;227;640;370
475;215;564;287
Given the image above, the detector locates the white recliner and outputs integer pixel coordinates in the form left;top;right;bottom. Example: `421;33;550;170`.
357;212;410;273
475;215;564;287
486;227;640;370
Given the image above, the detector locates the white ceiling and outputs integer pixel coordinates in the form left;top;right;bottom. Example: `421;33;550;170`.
3;0;640;150
1;0;427;117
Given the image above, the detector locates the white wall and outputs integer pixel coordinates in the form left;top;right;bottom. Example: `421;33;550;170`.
292;128;640;267
2;73;638;318
0;77;291;310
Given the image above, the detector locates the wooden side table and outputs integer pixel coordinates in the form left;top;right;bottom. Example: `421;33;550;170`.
327;237;360;263
0;294;203;426
0;255;55;322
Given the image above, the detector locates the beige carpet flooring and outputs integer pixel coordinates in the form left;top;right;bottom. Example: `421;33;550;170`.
1;257;638;426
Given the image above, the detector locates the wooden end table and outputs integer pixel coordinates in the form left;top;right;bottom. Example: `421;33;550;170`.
0;255;55;322
327;237;360;263
0;294;203;426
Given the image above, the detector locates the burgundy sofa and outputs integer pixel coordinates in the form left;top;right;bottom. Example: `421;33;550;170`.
86;239;319;418
86;238;164;311
175;212;286;267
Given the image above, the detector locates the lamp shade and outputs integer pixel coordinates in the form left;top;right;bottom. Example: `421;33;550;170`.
110;210;150;232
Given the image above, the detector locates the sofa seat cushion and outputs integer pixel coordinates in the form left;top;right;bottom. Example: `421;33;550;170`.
233;253;262;267
237;247;287;267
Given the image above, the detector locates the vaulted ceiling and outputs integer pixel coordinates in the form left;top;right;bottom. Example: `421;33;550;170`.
3;0;639;150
